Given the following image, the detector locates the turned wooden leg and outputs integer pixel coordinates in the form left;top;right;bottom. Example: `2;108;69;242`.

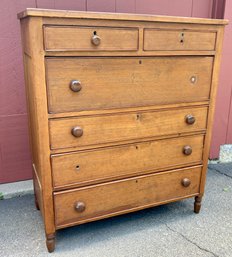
34;193;40;210
194;196;202;214
46;233;56;253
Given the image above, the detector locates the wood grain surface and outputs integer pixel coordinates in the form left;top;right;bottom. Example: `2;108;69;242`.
51;134;204;189
46;57;213;113
54;166;202;228
144;29;216;51
49;106;208;150
44;26;139;51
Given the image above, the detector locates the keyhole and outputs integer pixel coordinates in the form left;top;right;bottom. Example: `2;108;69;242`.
139;60;142;64
76;165;80;171
136;114;140;120
180;32;184;43
93;31;97;35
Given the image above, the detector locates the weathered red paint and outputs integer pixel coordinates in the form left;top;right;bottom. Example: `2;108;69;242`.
116;0;135;13
87;0;115;12
0;115;31;183
0;0;225;183
210;0;232;158
136;0;192;16
192;0;213;18
0;0;36;183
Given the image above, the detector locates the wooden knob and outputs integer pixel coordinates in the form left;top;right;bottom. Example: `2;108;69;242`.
182;178;191;187
71;126;83;137
185;114;195;125
91;34;101;46
70;80;82;92
74;201;86;213
183;145;192;155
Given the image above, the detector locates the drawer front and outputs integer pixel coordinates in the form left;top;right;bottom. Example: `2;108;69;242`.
44;26;139;51
144;29;216;51
51;135;204;189
49;106;208;150
46;57;213;113
54;166;201;228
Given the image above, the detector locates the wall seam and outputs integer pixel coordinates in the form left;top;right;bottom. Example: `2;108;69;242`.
191;0;194;17
225;85;232;142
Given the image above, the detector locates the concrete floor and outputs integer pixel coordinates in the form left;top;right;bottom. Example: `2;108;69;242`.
1;164;232;257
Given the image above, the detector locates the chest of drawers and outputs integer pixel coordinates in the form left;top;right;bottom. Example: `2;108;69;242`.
18;8;227;252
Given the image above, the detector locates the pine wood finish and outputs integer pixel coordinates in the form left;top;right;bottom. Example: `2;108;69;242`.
46;57;213;113
44;26;139;51
51;135;204;190
18;8;227;252
49;106;208;150
143;29;216;51
54;166;202;228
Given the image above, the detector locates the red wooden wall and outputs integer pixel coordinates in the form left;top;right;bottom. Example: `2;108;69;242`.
0;0;226;183
210;0;232;158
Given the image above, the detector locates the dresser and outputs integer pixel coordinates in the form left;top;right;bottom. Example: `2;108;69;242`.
18;8;227;252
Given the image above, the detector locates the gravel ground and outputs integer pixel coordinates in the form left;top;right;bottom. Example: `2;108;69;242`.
1;164;232;257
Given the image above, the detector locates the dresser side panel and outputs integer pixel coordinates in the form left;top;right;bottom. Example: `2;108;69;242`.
20;17;55;236
200;26;226;194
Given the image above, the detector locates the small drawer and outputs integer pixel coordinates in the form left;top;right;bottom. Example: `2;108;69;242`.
49;106;208;150
51;135;204;189
44;26;139;51
54;166;201;228
144;29;216;51
46;57;213;113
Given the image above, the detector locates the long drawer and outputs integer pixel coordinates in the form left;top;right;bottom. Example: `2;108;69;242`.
46;57;213;113
49;106;208;150
54;166;201;228
51;135;204;189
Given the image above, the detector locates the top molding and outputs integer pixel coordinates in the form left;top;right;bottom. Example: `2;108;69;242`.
18;8;228;25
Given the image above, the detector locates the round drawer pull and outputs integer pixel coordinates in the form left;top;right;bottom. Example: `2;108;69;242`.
71;126;83;137
91;34;101;46
181;178;191;187
183;145;192;155
74;201;86;213
70;80;82;92
185;114;195;125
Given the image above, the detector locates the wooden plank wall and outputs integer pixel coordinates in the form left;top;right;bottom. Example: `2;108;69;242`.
0;0;217;183
210;0;232;158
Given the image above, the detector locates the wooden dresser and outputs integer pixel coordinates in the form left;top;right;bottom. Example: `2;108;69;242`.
18;8;227;252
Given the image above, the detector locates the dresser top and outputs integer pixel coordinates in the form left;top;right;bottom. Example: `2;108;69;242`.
18;8;228;25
